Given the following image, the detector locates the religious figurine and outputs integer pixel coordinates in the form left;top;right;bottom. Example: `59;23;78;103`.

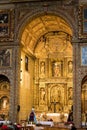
40;88;45;102
68;61;73;75
53;62;61;77
28;108;37;124
67;110;73;122
40;61;45;78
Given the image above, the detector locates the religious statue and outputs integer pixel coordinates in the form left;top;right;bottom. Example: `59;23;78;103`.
39;87;45;105
68;61;73;73
68;87;73;105
28;108;37;124
53;62;61;77
40;61;45;78
1;97;9;109
50;87;63;113
0;49;11;67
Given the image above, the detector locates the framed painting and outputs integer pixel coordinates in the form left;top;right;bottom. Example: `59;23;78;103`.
82;8;87;34
0;10;14;41
81;46;87;66
0;48;12;67
79;5;87;38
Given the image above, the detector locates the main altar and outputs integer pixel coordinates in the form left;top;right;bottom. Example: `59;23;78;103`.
36;113;68;123
33;31;73;120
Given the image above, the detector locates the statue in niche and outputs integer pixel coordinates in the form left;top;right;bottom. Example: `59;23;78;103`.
39;87;45;105
68;87;73;105
1;97;9;109
53;62;61;77
50;87;62;112
40;61;45;78
68;61;73;74
51;87;61;103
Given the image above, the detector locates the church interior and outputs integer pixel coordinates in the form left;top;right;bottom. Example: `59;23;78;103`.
0;0;87;129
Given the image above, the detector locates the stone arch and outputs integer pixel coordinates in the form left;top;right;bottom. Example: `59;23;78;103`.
16;5;75;122
0;74;10;82
16;7;77;42
0;73;12;84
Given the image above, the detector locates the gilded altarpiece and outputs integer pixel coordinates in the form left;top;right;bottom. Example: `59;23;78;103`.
34;32;73;114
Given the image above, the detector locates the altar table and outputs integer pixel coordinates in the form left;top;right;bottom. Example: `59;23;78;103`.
36;121;54;126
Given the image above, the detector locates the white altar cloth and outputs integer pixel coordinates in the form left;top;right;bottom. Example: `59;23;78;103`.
36;121;54;126
46;113;68;122
0;120;10;124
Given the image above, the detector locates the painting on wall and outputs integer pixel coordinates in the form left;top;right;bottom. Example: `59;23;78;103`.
0;12;9;37
82;8;87;34
0;48;12;67
81;46;87;66
0;10;14;41
0;13;8;24
79;6;87;38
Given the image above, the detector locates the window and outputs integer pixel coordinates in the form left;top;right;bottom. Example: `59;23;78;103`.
81;46;87;66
